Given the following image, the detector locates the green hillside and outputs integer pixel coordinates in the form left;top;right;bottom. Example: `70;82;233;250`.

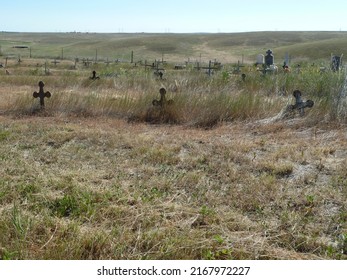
1;31;347;64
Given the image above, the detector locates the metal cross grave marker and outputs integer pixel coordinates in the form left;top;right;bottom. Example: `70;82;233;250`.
33;81;51;108
90;70;100;80
290;90;314;116
152;88;173;107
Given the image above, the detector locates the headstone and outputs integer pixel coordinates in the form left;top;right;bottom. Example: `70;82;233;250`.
265;49;274;66
331;55;343;72
174;64;186;70
256;54;264;65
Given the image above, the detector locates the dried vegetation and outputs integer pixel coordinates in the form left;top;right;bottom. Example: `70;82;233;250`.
0;41;346;260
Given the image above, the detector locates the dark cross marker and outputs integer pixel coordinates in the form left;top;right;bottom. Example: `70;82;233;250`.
195;60;222;76
33;81;51;108
90;70;100;80
290;90;314;116
152;88;173;107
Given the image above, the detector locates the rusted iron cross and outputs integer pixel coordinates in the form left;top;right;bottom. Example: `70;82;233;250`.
290;90;314;116
152;88;173;107
33;81;51;108
90;70;100;80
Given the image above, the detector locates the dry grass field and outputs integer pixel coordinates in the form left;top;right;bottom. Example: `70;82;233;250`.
0;32;346;260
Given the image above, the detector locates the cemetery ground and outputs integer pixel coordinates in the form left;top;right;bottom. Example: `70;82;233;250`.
0;32;347;260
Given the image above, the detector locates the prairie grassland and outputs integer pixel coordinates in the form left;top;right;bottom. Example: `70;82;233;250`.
2;31;347;62
0;56;346;260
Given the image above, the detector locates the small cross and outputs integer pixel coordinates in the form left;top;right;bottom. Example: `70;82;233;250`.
200;60;221;76
51;59;60;66
104;58;111;66
152;88;173;107
90;70;100;80
33;81;51;108
291;90;314;116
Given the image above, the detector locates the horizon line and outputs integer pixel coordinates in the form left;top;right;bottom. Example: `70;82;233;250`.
1;30;347;35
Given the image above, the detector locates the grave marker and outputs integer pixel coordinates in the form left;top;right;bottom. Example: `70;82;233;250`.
104;58;111;66
284;52;290;66
44;61;50;75
152;88;173;107
74;58;78;69
90;70;100;80
195;60;222;76
143;60;155;70
290;90;314;116
256;54;264;65
233;60;244;74
331;54;343;72
51;59;60;66
33;81;51;108
265;49;274;66
143;60;165;76
82;58;92;67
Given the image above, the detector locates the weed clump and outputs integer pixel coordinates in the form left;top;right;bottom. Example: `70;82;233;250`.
145;105;180;124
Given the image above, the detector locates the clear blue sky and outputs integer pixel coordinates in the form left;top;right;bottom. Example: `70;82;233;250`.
1;0;347;33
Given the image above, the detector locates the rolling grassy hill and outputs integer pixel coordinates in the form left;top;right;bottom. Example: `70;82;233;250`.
1;31;347;64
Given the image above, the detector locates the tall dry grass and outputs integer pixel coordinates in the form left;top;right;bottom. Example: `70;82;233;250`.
2;64;345;128
1;62;346;260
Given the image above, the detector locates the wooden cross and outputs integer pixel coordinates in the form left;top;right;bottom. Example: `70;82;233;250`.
233;60;244;74
104;58;111;66
51;59;60;66
74;58;78;69
201;60;221;76
194;62;201;70
143;60;155;70
82;58;92;67
33;81;51;108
